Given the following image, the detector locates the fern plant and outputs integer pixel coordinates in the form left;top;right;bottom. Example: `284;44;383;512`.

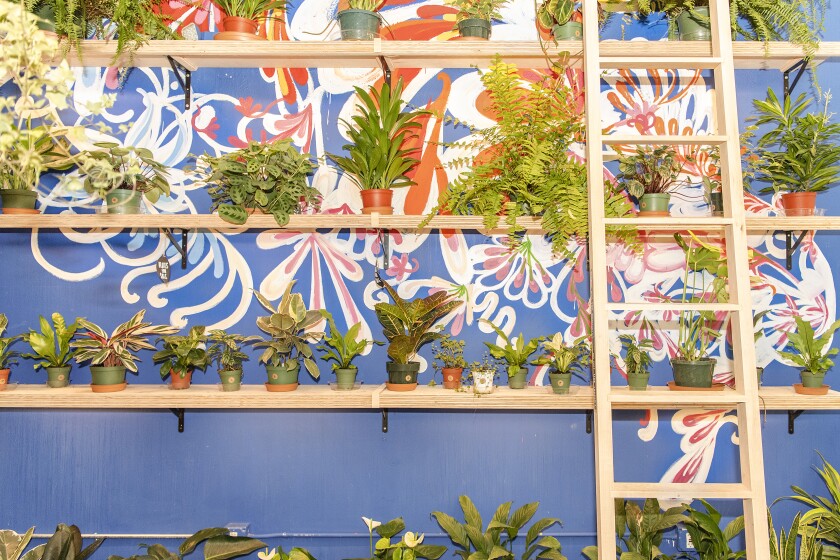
427;55;634;260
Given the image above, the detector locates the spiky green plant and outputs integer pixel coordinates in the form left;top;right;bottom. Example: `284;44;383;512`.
787;453;840;557
768;511;824;560
214;0;285;19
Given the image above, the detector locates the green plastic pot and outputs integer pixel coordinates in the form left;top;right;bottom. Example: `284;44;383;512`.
337;9;380;40
219;369;242;391
386;361;420;384
549;372;572;394
1;190;38;210
801;370;826;389
627;372;649;391
457;18;491;39
638;193;670;214
671;358;715;388
335;367;358;390
756;366;764;387
46;366;71;388
266;362;300;385
105;189;141;214
676;6;711;41
709;192;724;216
508;367;527;389
90;366;126;386
551;21;582;40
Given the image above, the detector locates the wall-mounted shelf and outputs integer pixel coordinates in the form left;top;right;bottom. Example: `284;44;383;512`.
758;386;840;409
50;40;840;71
376;384;593;409
746;216;840;231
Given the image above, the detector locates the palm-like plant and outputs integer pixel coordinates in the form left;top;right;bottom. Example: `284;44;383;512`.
71;310;177;372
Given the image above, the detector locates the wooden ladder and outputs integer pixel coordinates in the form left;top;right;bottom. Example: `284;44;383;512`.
582;0;770;557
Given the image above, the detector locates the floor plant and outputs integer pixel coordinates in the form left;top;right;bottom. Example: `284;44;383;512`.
353;517;446;560
0;524;103;560
108;528;266;560
22;312;79;388
677;500;745;560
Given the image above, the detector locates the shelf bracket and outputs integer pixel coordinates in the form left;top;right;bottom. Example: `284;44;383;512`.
783;59;807;101
782;230;807;270
586;410;593;434
170;408;185;433
378;56;392;86
381;409;389;433
788;410;804;434
163;228;189;270
167;56;192;111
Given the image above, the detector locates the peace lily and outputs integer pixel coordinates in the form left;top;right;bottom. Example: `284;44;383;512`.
403;532;424;548
257;549;277;560
363;517;382;532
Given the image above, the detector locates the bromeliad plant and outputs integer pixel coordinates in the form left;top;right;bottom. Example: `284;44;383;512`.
71;310;177;372
153;325;210;380
204;139;318;226
0;314;22;370
254;281;325;379
480;319;543;381
432;495;565;560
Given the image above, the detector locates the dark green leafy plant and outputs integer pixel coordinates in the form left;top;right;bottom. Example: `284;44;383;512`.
214;0;285;20
432;495;566;560
446;0;508;21
374;280;463;365
350;517;447;560
108;527;266;560
613;334;653;378
0;314;23;370
254;281;325;378
203;139;318;226
480;319;543;379
427;56;634;259
22;312;79;369
153;325;210;379
778;316;840;376
206;330;259;372
79;142;170;204
317;313;381;371
617;145;685;199
0;527;35;560
677;500;745;560
744;88;840;195
787;452;840;555
329;78;426;192
583;499;688;560
9;524;103;560
533;332;590;376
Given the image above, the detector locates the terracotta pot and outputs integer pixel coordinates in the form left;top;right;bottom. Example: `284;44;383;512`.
0;368;9;391
441;367;463;389
780;192;817;217
214;17;266;41
360;190;393;213
169;369;192;390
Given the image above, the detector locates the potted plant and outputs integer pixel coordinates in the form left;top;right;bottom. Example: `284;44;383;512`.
22;312;79;388
317;313;380;390
467;355;498;395
203;139;318;226
778;316;840;395
207;330;260;391
617;145;686;216
329;78;426;215
374;280;462;391
360;517;447;560
445;0;508;39
336;0;382;40
613;334;654;391
78;142;170;214
680;499;745;559
536;0;581;40
743;88;840;217
153;325;210;390
480;319;542;389
431;335;466;389
0;314;22;391
213;0;285;40
71;310;177;392
583;499;688;560
254;281;325;392
534;332;590;394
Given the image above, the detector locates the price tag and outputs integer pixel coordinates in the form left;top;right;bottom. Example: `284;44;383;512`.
156;255;171;284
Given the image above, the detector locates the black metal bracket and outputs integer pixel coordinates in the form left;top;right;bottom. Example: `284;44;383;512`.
586;410;593;434
378;56;392;86
783;59;807;101
163;228;189;270
788;410;804;434
170;408;185;433
780;230;807;270
167;56;192;111
381;409;389;433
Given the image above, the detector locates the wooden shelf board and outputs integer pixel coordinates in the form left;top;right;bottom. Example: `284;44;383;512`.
602;217;733;229
51;40;840;70
0;384;378;409
611;482;750;500
609;386;745;409
746;217;840;231
758;386;840;410
376;385;594;410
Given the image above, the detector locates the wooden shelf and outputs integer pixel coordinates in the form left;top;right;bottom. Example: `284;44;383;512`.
746;216;840;231
0;213;545;232
603;217;733;229
377;384;594;409
609;386;746;409
758;386;840;410
51;40;840;71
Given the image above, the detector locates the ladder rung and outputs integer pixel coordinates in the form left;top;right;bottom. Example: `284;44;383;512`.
605;302;739;312
603;217;734;229
611;482;751;500
599;57;722;69
602;135;727;145
609;386;746;409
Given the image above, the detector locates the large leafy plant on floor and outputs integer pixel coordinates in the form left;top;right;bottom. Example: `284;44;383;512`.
432;495;566;559
677;500;745;560
786;452;840;556
0;524;103;560
427;55;633;260
108;528;266;560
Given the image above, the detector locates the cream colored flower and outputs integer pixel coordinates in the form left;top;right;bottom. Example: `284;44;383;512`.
362;516;381;532
257;548;276;560
403;532;424;548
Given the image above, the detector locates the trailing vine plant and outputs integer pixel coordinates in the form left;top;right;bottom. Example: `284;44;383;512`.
424;55;634;261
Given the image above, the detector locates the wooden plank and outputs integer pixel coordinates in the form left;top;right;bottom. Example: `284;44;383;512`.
758;386;840;410
609;386;746;409
599;56;721;69
602;217;733;228
611;482;751;499
746;217;840;231
377;384;594;410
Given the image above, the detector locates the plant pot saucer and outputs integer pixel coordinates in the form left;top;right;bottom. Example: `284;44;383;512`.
637;211;670;217
362;206;393;215
386;382;417;391
91;382;127;393
667;381;725;391
213;31;266;41
1;208;40;214
265;382;298;392
793;383;830;395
